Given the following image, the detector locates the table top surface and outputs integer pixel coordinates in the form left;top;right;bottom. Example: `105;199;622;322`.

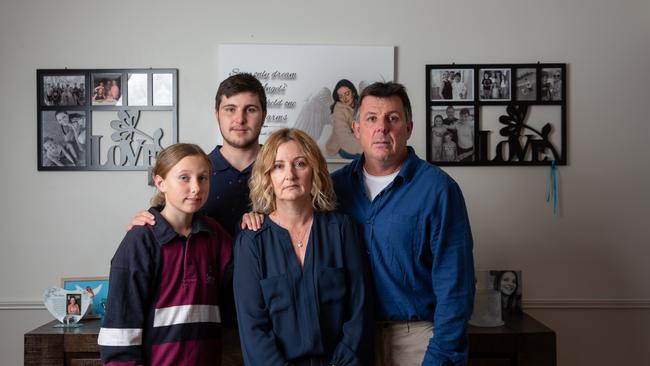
468;312;554;335
26;319;102;335
26;313;553;336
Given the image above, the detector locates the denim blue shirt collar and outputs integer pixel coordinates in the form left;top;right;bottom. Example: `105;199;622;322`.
332;148;475;365
351;146;419;186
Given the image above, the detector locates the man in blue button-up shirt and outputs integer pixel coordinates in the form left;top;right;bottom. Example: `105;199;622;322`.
331;82;475;366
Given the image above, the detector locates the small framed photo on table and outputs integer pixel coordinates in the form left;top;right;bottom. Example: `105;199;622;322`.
61;276;109;319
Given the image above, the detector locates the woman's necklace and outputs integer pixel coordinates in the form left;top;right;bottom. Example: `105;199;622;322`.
295;224;308;248
270;212;313;249
293;216;312;248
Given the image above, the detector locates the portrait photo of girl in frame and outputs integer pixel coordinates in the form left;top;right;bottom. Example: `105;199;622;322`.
489;270;523;316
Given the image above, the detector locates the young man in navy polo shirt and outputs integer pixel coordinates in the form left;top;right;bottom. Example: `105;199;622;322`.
128;73;266;366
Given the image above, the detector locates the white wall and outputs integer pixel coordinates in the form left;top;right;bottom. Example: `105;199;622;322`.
1;0;649;365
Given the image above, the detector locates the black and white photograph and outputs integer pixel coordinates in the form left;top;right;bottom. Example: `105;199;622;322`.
43;75;85;106
40;110;86;168
429;69;474;101
91;73;122;105
488;270;523;316
428;105;475;163
541;67;562;101
516;68;537;101
479;68;511;101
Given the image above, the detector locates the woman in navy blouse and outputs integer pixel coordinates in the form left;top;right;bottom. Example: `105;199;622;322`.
234;128;373;366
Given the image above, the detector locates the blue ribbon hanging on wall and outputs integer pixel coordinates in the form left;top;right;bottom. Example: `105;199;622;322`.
546;160;558;215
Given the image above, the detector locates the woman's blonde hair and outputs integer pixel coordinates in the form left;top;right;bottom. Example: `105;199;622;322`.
249;128;336;214
150;143;212;208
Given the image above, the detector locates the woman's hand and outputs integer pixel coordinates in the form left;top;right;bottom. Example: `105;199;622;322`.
127;210;155;231
240;212;264;231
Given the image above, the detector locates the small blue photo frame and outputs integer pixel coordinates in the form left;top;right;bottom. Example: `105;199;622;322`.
61;277;109;319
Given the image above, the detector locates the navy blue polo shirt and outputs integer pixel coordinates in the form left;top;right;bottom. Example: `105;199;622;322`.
99;208;232;366
199;146;253;237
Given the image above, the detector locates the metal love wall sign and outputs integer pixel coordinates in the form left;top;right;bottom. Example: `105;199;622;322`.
37;69;178;171
426;63;566;166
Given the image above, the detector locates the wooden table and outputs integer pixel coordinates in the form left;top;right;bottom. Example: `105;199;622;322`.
24;320;103;366
468;313;556;366
25;313;555;365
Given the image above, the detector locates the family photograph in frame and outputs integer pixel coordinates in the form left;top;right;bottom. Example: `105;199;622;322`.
42;75;86;106
427;105;475;163
40;110;87;168
479;68;511;101
91;73;122;106
429;68;474;101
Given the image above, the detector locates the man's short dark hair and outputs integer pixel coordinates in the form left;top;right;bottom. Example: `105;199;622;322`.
215;73;267;114
357;82;412;123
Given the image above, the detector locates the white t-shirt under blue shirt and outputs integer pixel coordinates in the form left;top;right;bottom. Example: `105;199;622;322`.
363;167;399;201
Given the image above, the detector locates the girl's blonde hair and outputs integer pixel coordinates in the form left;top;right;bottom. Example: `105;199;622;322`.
249;128;336;214
150;143;212;208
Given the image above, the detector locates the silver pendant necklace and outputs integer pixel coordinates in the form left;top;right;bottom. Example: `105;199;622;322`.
295;226;307;248
294;217;311;249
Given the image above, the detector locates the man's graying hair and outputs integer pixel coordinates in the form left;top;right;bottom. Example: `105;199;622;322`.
353;81;413;123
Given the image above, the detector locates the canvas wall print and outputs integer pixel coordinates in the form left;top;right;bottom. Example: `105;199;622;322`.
218;44;395;162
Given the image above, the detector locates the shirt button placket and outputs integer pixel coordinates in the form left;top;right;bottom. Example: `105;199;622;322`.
185;237;196;281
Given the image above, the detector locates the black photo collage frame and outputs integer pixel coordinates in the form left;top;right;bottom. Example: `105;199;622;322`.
425;63;566;166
